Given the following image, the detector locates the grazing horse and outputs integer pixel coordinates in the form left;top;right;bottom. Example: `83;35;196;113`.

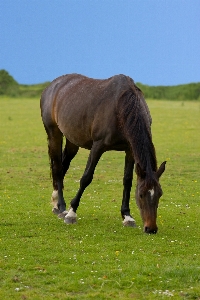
40;74;166;233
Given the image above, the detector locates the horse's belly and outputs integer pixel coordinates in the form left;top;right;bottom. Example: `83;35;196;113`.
64;131;93;150
57;115;93;149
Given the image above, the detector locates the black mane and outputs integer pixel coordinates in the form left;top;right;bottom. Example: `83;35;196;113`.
118;87;157;186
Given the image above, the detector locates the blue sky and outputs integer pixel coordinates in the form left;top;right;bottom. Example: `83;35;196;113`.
0;0;199;86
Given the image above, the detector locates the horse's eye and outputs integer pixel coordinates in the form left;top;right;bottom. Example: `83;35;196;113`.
140;194;143;199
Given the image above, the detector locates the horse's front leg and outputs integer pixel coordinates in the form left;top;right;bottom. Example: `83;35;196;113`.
64;141;104;224
121;151;136;227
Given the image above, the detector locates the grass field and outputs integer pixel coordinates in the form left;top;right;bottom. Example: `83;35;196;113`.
0;97;200;299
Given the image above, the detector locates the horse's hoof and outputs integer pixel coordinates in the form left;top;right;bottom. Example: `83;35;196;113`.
123;220;137;227
122;215;137;227
52;207;60;215
58;210;68;219
64;208;77;224
64;216;77;224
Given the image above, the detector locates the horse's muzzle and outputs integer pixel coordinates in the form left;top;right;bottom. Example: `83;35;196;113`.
144;226;158;234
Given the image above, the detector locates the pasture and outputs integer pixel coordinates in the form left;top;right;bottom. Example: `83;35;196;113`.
0;97;199;299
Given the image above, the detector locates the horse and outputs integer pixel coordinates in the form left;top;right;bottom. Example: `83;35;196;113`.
40;73;166;234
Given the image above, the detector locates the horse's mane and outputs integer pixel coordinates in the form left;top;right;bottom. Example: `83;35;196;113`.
118;86;157;188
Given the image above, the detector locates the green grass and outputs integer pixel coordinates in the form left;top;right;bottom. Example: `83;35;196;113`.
0;97;200;299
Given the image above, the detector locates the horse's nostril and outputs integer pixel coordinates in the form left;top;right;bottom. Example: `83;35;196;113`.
145;226;158;234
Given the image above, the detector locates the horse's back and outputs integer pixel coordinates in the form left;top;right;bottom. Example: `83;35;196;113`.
41;73;133;105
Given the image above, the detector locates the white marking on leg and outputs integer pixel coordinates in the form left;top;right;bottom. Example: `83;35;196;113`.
64;208;77;224
123;215;135;223
51;190;68;217
52;190;58;200
51;190;58;208
149;189;154;198
66;208;77;218
123;215;136;227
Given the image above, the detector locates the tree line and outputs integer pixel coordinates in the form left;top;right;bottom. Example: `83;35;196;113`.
0;69;200;100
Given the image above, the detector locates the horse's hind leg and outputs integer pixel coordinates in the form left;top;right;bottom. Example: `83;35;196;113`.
52;138;79;217
46;127;67;216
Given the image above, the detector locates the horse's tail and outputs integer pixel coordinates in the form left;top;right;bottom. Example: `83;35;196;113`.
117;87;157;188
41;89;64;187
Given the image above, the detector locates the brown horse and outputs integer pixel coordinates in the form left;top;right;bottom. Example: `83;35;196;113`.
40;74;166;233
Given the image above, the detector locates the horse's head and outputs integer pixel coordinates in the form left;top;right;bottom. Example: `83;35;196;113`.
135;161;166;234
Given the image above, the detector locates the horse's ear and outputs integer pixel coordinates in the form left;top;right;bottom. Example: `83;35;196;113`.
157;161;166;178
135;163;146;178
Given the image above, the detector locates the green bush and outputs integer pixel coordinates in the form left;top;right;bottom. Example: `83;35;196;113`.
0;69;19;96
18;82;50;98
